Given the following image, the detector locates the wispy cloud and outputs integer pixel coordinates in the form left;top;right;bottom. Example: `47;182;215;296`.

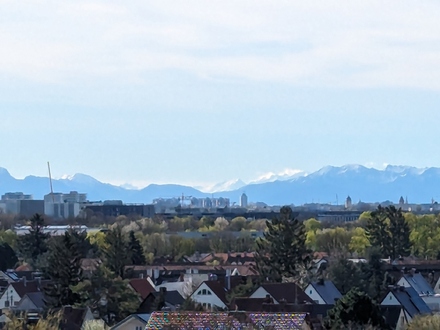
1;1;440;88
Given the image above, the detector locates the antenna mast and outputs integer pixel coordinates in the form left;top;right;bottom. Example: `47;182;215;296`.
47;161;54;203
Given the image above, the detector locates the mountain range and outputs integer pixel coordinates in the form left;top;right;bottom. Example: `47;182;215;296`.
0;165;439;205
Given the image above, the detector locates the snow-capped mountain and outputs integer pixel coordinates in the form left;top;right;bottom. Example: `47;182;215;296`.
1;164;440;205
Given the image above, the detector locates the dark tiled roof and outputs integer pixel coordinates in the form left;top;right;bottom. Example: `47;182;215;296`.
129;278;156;300
60;307;88;330
23;292;46;309
310;280;342;304
388;287;431;318
402;273;435;295
259;283;314;304
10;280;50;298
150;290;184;306
202;277;247;305
232;298;267;311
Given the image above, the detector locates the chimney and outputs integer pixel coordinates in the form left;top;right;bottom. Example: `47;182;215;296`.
410;268;416;276
22;276;27;287
139;273;144;279
153;268;159;280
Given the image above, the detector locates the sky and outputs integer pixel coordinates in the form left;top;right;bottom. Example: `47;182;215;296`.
1;1;440;188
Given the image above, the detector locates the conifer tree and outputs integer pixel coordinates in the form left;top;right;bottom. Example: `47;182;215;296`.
255;206;311;282
44;231;83;308
128;231;146;265
366;205;412;260
324;288;389;330
17;213;49;266
103;226;130;277
0;243;18;271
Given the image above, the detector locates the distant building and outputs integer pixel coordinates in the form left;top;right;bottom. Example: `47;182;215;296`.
240;193;248;208
84;201;155;218
399;196;405;205
345;196;352;209
44;191;86;219
0;192;43;216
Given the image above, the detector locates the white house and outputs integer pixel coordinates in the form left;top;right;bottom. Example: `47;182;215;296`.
0;280;46;310
190;281;229;310
250;283;313;304
397;272;440;311
304;280;342;305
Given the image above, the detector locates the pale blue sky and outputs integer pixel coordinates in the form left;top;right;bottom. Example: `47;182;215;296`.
2;1;440;188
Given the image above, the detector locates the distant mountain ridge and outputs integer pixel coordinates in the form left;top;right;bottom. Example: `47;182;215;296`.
0;165;439;205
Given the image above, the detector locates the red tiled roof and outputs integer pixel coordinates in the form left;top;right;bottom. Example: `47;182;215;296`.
10;280;50;298
129;278;156;300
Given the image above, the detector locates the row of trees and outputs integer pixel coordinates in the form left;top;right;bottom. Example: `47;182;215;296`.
253;206;407;329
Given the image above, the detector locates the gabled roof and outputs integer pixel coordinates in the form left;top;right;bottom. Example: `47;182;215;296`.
258;283;314;304
21;292;46;310
387;287;431;318
401;273;435;295
10;280;50;298
149;290;185;306
196;277;246;305
309;280;342;304
60;307;91;330
129;278;156;300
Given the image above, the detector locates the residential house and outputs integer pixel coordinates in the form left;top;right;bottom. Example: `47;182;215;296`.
110;313;151;330
304;280;342;305
14;292;46;313
0;279;48;310
397;271;440;311
381;306;407;330
59;306;96;330
249;283;314;304
138;289;184;313
128;278;156;301
381;286;431;324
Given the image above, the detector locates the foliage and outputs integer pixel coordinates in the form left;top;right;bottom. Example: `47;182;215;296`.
103;226;130;277
324;288;388;330
180;297;204;311
255;206;311;282
17;214;49;266
0;230;18;250
0;242;18;271
71;265;140;325
366;206;411;260
127;231;146;265
314;227;353;255
226;277;258;303
407;314;440;329
4;310;63;330
43;231;83;308
82;320;107;330
327;258;363;295
349;227;370;256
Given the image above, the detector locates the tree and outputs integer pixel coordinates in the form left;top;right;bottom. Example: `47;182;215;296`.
229;217;247;231
72;265;140;325
327;258;363;295
103;226;130;277
255;206;311;282
43;231;83;308
0;242;18;271
366;206;412;260
17;214;49;266
349;227;370;256
407;314;440;329
324;288;388;329
314;227;352;255
359;248;392;301
127;231;146;265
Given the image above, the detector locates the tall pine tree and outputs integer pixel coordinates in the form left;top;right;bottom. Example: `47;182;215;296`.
366;205;412;260
255;206;311;282
43;231;83;308
128;231;146;265
17;213;49;266
103;226;130;277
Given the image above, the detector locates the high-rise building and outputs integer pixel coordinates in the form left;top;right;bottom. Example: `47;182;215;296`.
240;193;248;208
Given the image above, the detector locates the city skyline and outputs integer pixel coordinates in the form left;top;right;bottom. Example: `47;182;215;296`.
2;2;440;188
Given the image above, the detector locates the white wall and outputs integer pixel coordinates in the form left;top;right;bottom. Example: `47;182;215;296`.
0;285;20;310
381;292;400;306
249;287;279;304
191;283;226;310
304;284;325;304
112;317;146;330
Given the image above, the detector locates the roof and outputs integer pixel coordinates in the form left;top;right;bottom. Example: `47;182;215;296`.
150;290;184;306
129;278;156;300
60;307;89;330
309;280;342;304
198;278;246;305
110;313;151;330
259;283;314;304
145;311;308;329
23;292;46;309
388;286;431;318
10;280;49;298
402;273;435;295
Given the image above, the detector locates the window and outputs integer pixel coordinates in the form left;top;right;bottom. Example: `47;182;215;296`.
208;303;211;309
202;289;207;295
208;290;212;295
197;290;202;295
309;290;312;294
